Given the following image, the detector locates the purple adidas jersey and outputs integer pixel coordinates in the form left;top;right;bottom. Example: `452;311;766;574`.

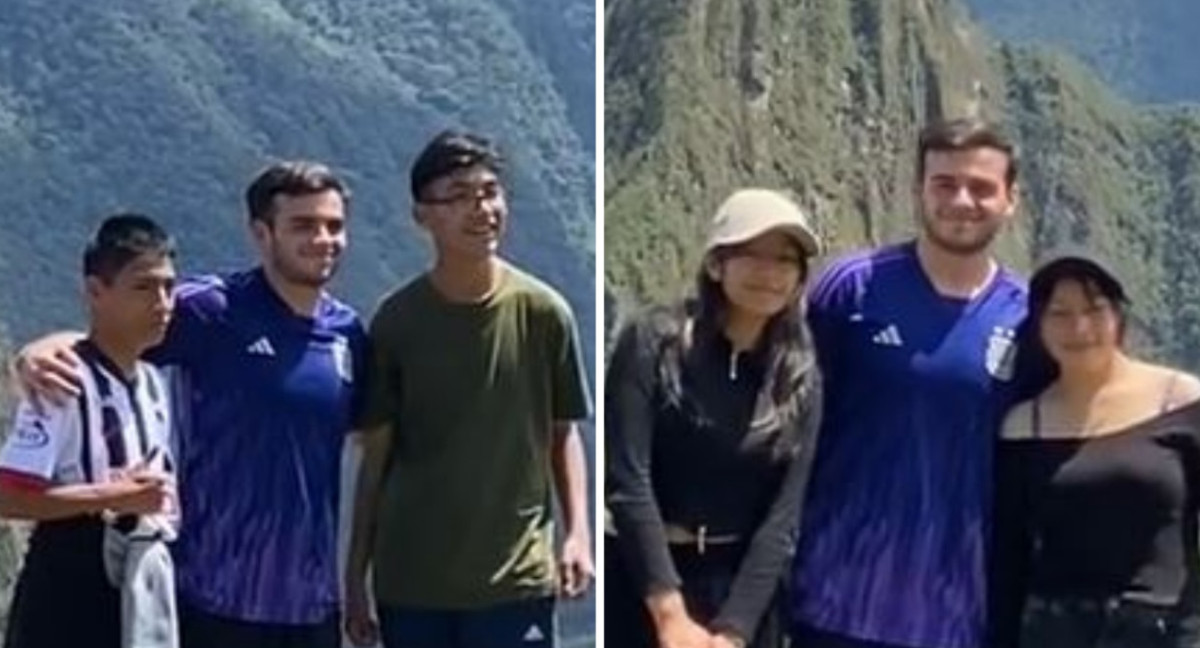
791;243;1029;648
149;268;367;624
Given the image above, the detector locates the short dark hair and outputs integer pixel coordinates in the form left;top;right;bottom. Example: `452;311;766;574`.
1030;256;1129;324
410;130;503;201
245;161;350;224
1021;255;1131;382
83;213;176;284
917;117;1019;188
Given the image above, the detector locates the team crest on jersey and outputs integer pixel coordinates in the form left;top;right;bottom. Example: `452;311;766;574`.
986;326;1017;382
12;409;50;449
57;463;84;482
332;335;353;383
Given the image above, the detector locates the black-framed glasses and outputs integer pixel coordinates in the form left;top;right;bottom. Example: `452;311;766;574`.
418;182;504;207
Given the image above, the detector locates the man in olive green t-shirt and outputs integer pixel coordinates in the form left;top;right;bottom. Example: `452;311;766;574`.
344;130;594;648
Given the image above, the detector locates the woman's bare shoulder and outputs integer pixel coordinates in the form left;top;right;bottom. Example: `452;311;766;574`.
1168;371;1200;408
1137;361;1200;409
1001;400;1037;440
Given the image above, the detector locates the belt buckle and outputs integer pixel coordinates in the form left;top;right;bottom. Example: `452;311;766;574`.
696;525;707;555
1111;598;1170;632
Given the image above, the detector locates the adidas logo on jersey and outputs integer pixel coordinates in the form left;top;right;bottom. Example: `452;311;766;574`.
871;324;903;347
246;337;275;356
523;623;545;642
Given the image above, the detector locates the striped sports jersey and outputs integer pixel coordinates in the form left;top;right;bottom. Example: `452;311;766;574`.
0;339;176;538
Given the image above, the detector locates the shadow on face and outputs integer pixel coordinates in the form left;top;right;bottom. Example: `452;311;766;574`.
89;253;177;349
706;229;807;321
254;189;347;288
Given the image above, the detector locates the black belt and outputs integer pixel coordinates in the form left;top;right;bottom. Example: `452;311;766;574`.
1025;594;1177;631
661;523;741;554
604;510;743;554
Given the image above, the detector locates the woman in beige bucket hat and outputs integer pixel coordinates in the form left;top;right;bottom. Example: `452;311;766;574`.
606;189;824;648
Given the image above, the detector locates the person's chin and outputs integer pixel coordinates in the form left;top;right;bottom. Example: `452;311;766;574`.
759;303;789;319
453;242;498;261
936;232;995;255
1055;351;1108;371
475;235;501;254
301;263;338;285
141;326;170;349
733;297;785;319
308;274;335;288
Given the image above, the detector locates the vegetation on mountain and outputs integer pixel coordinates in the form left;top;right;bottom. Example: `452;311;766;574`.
605;0;1200;373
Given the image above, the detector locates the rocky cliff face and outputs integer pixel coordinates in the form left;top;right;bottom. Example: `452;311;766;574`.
605;0;1200;370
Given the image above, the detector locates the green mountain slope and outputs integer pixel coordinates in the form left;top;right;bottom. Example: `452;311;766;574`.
0;0;594;349
605;0;1200;371
0;0;595;641
965;0;1200;104
607;0;1002;302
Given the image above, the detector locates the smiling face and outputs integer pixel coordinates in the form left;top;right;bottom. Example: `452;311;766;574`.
707;229;807;321
252;189;347;288
1038;277;1125;374
917;146;1017;256
414;165;507;262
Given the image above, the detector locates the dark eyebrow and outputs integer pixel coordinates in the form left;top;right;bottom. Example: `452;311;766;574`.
450;177;495;189
287;213;339;223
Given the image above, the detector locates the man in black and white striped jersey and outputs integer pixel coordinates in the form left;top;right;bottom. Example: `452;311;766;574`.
0;214;178;648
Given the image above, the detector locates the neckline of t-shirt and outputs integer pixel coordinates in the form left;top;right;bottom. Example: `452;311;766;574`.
250;267;330;328
1002;397;1200;444
77;338;140;388
903;240;1008;310
422;262;512;311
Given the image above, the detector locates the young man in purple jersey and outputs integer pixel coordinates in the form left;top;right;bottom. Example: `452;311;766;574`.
789;118;1036;648
14;162;366;648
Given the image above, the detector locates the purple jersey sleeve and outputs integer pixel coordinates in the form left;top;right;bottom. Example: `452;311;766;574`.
805;254;863;378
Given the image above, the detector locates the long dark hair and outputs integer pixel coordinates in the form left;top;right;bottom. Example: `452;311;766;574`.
652;246;819;458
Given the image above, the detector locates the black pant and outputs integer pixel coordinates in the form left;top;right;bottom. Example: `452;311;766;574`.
1016;595;1199;648
605;536;787;648
179;602;340;648
790;623;909;648
5;517;120;648
377;596;557;648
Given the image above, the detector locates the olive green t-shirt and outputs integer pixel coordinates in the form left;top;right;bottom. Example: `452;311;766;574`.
361;262;592;608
